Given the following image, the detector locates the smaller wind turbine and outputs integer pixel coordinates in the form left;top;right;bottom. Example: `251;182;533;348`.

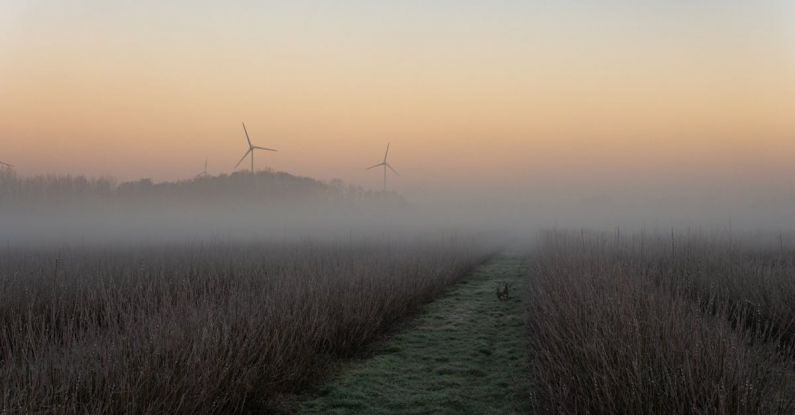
367;143;399;192
195;159;208;179
234;122;277;173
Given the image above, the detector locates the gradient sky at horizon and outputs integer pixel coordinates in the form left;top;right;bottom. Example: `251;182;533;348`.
1;1;794;199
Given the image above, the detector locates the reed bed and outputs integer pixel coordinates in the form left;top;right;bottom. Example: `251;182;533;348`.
527;230;795;414
0;238;488;414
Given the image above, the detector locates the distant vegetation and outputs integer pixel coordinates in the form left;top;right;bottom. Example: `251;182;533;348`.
0;169;410;244
526;230;795;414
0;238;490;414
0;168;403;208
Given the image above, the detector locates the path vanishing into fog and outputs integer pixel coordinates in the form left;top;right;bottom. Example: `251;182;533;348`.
300;255;532;414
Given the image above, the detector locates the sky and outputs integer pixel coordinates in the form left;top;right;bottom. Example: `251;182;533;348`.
1;0;794;202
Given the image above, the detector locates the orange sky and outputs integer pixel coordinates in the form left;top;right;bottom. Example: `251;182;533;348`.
1;1;794;197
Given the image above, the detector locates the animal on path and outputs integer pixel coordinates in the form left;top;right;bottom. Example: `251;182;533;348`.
496;282;510;301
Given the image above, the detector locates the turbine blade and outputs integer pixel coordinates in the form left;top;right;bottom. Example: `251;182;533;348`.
234;149;252;168
387;163;399;176
242;122;252;147
0;161;11;168
383;142;390;162
253;146;277;152
366;162;385;170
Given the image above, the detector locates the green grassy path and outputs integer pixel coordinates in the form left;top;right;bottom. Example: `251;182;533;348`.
300;255;531;414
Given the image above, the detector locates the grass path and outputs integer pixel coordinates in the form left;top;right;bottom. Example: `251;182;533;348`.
299;255;531;414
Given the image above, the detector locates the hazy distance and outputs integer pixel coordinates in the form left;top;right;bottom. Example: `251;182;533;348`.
1;1;794;237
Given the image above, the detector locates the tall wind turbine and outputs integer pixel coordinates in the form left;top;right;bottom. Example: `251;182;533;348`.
367;143;399;192
234;122;277;173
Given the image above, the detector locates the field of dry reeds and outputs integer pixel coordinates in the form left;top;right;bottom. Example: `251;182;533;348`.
526;230;795;414
0;238;489;414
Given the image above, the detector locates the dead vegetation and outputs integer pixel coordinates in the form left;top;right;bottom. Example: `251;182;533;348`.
526;230;795;414
0;238;489;414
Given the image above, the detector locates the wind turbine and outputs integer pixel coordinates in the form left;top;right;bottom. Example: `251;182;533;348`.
195;159;208;179
367;143;399;192
234;122;277;173
0;160;13;170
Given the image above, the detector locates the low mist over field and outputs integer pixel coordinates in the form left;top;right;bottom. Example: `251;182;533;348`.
3;166;795;246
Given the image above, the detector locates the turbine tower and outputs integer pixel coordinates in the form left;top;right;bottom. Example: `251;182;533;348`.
367;143;399;192
234;122;277;173
196;159;208;179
